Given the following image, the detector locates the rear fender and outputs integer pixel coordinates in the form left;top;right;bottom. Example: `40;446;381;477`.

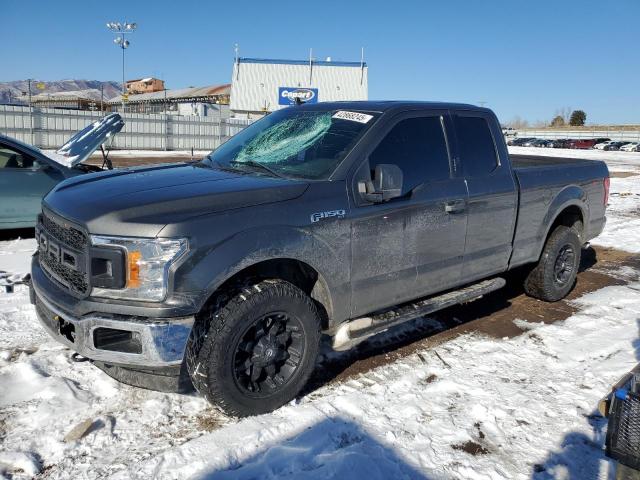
535;185;588;259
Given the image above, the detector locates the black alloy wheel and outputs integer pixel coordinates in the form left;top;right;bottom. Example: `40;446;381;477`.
232;311;304;395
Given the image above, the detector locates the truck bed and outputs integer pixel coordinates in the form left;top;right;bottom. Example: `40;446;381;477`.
510;154;601;169
508;153;609;269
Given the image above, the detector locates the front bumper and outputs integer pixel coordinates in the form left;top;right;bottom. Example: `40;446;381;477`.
31;258;195;368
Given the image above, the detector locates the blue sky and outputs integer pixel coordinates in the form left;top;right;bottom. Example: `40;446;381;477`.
4;0;639;124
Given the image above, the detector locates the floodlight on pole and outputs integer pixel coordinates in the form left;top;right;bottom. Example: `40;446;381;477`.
107;20;137;111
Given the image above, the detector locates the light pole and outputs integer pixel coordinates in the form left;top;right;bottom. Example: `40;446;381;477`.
106;21;136;112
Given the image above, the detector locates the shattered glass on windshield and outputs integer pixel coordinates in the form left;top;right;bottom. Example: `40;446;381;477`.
205;109;379;180
236;113;332;165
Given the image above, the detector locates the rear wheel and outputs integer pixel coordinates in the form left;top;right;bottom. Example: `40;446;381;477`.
524;226;582;302
186;279;321;417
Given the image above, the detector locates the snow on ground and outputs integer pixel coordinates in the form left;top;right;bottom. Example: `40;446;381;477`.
0;151;639;479
0;238;35;283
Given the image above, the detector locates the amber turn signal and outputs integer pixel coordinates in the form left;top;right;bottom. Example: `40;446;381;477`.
127;250;142;288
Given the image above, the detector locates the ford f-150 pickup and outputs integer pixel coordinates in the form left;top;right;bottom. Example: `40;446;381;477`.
30;101;609;416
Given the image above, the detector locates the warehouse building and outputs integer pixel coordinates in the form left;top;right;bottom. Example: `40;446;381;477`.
107;84;230;116
30;89;107;111
230;57;368;118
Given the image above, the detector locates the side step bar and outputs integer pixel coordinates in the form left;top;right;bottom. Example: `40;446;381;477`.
332;277;506;351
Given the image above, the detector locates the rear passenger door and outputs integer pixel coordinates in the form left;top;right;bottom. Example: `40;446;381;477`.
349;111;468;316
451;112;518;282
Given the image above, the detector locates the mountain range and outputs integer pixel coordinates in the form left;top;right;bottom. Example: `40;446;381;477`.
0;80;121;104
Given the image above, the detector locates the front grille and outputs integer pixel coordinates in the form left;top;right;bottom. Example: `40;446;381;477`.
40;249;89;294
37;209;90;297
42;210;87;251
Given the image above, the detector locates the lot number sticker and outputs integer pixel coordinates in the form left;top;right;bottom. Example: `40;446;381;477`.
332;111;373;124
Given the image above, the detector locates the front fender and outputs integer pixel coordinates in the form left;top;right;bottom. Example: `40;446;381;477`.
176;224;351;325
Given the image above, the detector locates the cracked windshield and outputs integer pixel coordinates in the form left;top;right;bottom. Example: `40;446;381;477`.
204;109;379;179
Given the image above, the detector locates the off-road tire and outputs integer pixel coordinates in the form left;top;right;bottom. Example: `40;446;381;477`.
524;225;582;302
186;279;321;417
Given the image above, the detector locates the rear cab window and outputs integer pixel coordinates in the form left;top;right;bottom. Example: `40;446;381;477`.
453;115;499;177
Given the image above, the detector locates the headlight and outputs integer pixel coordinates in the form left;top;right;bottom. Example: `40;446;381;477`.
90;235;188;302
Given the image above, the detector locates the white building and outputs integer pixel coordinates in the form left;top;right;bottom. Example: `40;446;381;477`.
230;57;368;118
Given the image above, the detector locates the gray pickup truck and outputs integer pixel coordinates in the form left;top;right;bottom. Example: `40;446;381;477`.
30;102;609;416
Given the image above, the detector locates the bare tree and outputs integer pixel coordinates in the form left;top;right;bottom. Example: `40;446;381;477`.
505;116;529;129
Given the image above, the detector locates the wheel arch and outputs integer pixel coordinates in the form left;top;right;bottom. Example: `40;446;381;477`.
199;256;334;330
535;187;588;260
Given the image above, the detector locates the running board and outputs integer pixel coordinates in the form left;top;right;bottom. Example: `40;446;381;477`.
332;277;506;351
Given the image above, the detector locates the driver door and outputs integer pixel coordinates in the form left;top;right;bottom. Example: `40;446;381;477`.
349;112;468;317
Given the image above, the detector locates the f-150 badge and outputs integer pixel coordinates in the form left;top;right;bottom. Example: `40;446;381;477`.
310;209;346;223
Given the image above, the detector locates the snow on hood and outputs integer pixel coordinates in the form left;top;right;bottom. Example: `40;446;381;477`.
46;113;124;168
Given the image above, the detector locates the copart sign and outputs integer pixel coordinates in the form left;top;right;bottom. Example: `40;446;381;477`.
278;87;319;105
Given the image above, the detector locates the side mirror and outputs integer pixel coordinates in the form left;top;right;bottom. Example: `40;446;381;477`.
358;164;403;203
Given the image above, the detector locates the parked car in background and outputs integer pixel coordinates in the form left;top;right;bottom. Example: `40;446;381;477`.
522;138;539;147
531;139;551;148
552;139;574;149
0;113;124;229
592;138;610;145
619;142;639;152
594;140;614;150
508;137;535;146
572;139;598;150
604;141;632;151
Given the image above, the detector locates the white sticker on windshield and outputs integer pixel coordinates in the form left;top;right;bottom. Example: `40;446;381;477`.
332;111;374;124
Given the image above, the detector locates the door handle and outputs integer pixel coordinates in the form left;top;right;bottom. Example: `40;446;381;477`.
444;199;466;214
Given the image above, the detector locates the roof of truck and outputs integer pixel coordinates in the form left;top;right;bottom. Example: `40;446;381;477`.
292;100;487;113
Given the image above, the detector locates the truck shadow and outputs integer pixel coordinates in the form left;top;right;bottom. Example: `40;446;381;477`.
197;415;432;479
304;246;605;395
530;410;610;480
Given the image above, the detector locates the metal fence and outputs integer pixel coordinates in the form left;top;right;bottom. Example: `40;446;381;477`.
0;105;252;150
515;127;640;142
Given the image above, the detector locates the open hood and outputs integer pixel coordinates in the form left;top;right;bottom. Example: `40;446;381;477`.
47;113;124;168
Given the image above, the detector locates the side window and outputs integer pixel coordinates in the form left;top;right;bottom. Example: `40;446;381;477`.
0;144;34;169
453;116;498;177
369;116;450;195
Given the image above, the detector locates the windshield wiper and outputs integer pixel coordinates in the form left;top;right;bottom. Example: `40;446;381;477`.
230;160;285;179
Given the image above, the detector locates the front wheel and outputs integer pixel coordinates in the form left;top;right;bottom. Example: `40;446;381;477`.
524;226;582;302
186;279;321;417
